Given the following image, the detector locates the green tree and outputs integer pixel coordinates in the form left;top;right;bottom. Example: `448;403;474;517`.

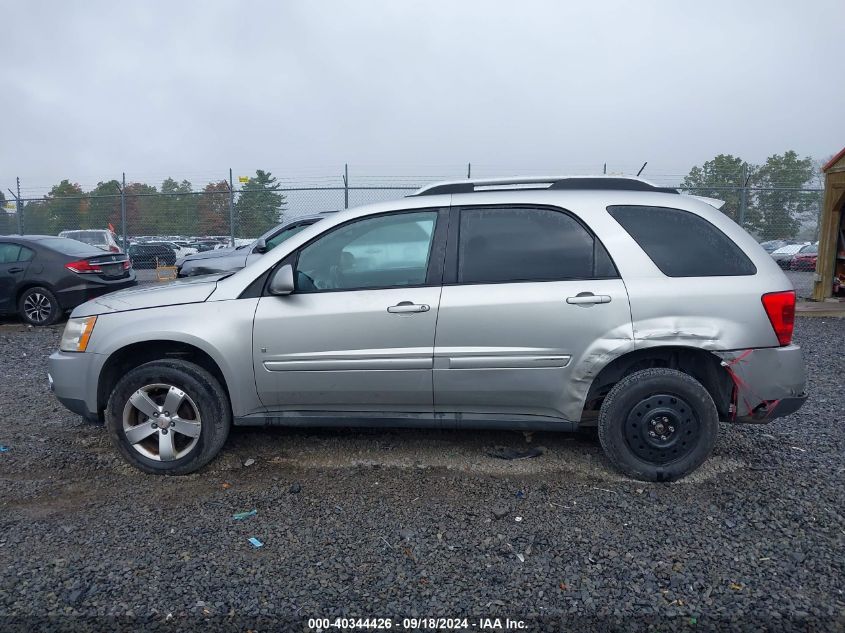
123;182;158;236
234;170;286;238
196;181;231;236
86;180;122;232
682;154;748;223
158;178;197;236
748;151;816;240
21;180;84;234
46;180;85;233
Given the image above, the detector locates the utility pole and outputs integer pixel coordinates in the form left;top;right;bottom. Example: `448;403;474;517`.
343;164;349;209
467;162;471;179
16;177;22;234
603;163;607;175
738;163;749;227
7;177;23;234
229;168;235;246
120;173;127;248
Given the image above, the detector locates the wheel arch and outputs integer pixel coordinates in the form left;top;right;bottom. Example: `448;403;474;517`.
582;346;733;421
97;340;232;417
16;280;56;303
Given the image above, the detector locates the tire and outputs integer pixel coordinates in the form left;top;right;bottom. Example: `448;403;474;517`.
106;359;231;475
597;368;718;482
18;286;61;326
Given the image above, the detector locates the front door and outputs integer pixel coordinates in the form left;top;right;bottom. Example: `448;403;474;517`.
433;205;633;421
252;209;446;412
0;243;32;313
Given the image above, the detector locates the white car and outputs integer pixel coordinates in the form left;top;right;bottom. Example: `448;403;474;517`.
770;243;807;269
58;229;121;253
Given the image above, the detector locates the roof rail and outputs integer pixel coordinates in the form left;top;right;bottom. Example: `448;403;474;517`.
410;176;679;196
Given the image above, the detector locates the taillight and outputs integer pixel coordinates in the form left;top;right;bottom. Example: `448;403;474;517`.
109;245;120;253
65;259;101;274
123;260;131;270
761;290;795;346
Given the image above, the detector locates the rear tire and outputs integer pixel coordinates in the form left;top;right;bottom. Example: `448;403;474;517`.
106;359;231;475
18;286;61;326
598;368;718;482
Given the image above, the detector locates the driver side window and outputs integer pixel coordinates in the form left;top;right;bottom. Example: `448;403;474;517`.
295;211;438;292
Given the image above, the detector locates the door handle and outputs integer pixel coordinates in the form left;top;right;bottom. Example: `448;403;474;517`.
387;301;430;314
7;267;23;274
566;292;611;305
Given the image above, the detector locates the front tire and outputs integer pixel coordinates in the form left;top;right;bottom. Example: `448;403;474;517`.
106;359;231;475
598;368;718;482
18;286;61;326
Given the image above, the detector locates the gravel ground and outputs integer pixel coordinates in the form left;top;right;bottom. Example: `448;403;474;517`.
0;317;842;632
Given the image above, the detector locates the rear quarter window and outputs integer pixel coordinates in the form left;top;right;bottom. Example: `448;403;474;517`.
607;205;756;277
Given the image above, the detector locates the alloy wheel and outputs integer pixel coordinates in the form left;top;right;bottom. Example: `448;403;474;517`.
23;292;52;324
122;383;202;461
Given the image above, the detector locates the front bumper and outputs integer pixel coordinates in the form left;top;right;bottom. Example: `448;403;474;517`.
715;345;808;422
48;350;104;422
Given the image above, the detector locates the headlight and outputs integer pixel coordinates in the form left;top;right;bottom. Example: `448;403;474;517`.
60;316;97;352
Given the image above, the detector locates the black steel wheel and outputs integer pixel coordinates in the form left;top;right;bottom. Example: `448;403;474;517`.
598;368;718;482
624;393;701;464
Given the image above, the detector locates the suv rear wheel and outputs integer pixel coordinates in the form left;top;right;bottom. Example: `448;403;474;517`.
106;359;231;475
598;368;718;482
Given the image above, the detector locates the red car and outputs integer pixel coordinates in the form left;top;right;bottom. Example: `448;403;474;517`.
790;244;818;271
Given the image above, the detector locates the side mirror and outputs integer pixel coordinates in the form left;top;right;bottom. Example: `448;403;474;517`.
268;264;295;296
254;238;268;254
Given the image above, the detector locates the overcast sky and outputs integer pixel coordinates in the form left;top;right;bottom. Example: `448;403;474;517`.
2;0;844;195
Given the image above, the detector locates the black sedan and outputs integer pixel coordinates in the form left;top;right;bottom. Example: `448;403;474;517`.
127;243;177;269
0;235;137;326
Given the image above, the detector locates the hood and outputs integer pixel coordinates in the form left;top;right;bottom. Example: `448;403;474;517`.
71;275;225;317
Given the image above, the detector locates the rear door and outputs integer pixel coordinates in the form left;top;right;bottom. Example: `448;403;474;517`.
433;205;633;421
0;243;33;313
252;208;447;412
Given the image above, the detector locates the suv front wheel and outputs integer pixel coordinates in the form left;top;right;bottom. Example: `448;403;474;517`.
598;368;718;482
106;359;231;475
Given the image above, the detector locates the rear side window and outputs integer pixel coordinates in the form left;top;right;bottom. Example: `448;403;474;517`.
0;244;21;263
457;206;617;284
0;244;34;263
607;205;756;277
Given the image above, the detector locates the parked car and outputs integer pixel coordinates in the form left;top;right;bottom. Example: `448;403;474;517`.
790;243;818;271
759;239;797;253
191;242;218;253
176;213;334;277
48;176;806;481
0;235;135;325
145;241;197;259
58;229;122;253
770;243;806;269
127;243;177;269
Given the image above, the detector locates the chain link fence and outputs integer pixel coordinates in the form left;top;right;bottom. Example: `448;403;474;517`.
1;173;822;297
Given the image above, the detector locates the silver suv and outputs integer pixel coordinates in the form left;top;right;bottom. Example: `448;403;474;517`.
48;177;807;481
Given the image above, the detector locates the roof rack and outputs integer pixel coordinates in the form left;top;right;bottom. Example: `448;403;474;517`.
410;176;680;197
